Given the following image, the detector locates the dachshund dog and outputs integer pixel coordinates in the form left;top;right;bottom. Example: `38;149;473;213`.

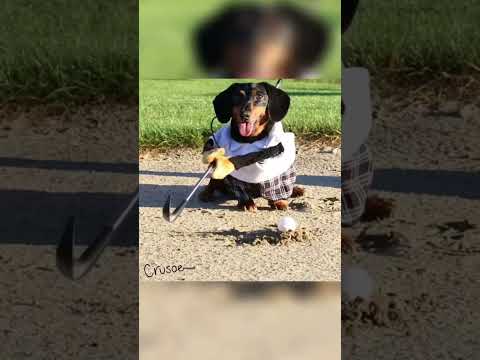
200;82;304;211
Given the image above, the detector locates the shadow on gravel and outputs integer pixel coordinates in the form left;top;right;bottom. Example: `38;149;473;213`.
140;170;204;178
0;157;138;173
196;228;281;245
140;170;340;188
296;175;340;188
373;168;480;199
140;183;232;210
0;190;138;246
140;173;340;211
195;227;311;246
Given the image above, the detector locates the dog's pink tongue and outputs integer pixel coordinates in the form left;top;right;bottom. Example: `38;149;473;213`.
239;122;254;136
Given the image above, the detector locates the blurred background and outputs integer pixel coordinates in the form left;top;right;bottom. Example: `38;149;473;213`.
140;0;340;80
140;282;340;360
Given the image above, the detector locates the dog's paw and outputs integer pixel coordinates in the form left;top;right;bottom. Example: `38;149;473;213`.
269;199;289;210
212;157;235;179
202;147;225;164
199;190;215;202
361;195;394;222
238;199;257;212
291;186;305;198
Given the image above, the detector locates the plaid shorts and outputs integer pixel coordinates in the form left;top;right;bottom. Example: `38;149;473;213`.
342;144;374;226
225;165;297;202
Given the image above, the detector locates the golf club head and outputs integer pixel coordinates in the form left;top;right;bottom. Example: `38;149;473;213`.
56;216;76;279
162;193;187;223
57;217;116;280
163;193;174;222
162;164;214;223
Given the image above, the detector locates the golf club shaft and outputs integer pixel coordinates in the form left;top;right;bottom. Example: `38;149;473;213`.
184;164;214;204
112;191;139;230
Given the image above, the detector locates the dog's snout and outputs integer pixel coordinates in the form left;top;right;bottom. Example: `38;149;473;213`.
240;102;253;121
240;114;250;123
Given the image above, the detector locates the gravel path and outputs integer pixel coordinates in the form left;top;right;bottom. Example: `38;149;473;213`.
140;146;341;281
0;102;138;358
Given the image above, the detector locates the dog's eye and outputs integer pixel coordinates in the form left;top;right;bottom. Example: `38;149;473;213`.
233;96;242;104
255;94;265;101
233;91;246;104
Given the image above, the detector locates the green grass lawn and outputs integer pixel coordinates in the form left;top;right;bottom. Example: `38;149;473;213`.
343;0;480;73
140;79;340;148
0;0;137;100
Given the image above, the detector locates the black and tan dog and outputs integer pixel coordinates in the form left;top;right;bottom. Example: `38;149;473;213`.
200;82;304;212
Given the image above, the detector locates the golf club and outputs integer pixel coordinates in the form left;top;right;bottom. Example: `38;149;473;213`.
56;190;138;280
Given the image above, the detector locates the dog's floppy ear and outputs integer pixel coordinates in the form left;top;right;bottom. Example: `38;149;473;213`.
342;0;359;34
213;84;238;123
260;82;290;122
277;4;329;71
194;11;229;71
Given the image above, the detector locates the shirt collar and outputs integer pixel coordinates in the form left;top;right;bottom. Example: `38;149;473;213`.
226;122;285;151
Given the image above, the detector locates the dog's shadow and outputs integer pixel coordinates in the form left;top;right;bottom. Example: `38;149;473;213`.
139;170;340;210
140;170;340;189
195;228;282;246
140;183;234;210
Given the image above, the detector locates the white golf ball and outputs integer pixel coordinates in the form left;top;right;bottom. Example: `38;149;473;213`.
277;216;297;232
342;266;374;301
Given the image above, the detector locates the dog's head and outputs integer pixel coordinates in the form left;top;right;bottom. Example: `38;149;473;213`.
213;82;290;142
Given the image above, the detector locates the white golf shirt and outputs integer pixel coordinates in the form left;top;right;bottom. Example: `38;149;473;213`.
211;122;296;183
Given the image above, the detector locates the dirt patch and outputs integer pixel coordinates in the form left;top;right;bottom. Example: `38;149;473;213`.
342;292;436;336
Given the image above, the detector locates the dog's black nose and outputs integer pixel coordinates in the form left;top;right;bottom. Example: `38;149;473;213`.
240;111;251;121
